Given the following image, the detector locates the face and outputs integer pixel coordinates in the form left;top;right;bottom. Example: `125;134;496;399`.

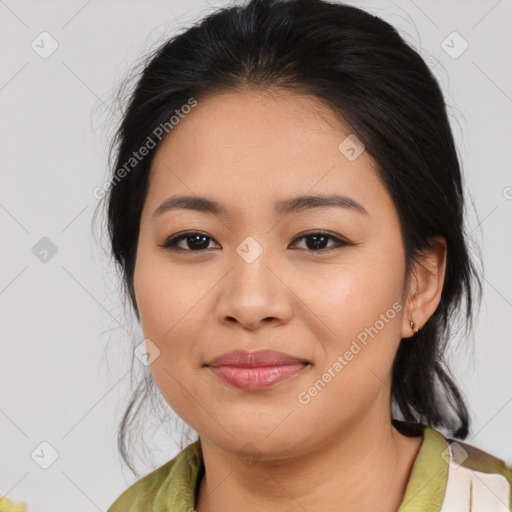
133;88;412;459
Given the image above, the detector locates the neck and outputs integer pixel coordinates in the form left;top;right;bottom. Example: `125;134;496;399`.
195;409;423;512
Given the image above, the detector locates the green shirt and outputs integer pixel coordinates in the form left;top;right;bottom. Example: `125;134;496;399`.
107;421;512;511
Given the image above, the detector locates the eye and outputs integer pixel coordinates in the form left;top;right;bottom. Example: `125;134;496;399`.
160;230;351;253
160;231;219;252
290;230;351;252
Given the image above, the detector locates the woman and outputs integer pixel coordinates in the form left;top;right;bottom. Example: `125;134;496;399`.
98;0;512;510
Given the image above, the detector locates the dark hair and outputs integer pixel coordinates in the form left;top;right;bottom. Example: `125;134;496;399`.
94;0;482;476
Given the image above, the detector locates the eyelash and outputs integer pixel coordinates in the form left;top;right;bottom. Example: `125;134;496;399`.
159;230;351;254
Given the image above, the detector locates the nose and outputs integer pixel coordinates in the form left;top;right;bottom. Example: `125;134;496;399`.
215;241;294;330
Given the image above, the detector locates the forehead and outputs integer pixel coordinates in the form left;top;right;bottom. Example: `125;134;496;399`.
153;88;349;166
146;89;391;220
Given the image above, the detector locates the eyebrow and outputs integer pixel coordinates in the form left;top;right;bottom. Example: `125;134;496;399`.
152;193;369;220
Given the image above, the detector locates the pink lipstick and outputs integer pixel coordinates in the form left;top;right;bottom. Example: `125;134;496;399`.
205;349;310;391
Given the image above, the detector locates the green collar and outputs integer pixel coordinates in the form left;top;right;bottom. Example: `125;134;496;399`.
397;424;448;511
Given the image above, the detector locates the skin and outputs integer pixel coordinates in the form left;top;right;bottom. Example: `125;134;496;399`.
133;88;447;512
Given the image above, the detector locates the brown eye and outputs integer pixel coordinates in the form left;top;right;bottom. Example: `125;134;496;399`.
290;231;351;252
160;231;219;252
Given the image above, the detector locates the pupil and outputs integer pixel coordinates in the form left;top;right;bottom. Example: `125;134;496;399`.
188;234;209;250
307;235;327;250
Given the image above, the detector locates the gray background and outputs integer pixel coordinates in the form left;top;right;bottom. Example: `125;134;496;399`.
1;0;511;510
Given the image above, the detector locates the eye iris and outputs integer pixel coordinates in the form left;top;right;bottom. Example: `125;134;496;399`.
187;234;210;250
306;234;329;250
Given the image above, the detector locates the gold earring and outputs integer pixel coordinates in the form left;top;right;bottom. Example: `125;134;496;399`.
410;320;419;334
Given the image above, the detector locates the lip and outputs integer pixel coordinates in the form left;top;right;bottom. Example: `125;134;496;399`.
205;350;310;391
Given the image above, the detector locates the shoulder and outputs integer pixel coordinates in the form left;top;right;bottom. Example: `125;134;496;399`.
443;433;512;511
106;439;203;512
451;435;512;484
394;420;512;511
106;457;177;511
455;437;512;476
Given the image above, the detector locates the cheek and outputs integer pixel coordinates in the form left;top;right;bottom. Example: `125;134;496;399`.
135;277;203;360
291;248;405;376
292;276;403;435
134;240;195;337
134;256;206;421
292;254;403;339
133;251;193;390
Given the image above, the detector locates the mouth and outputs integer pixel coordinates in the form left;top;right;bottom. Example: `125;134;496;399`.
205;349;311;391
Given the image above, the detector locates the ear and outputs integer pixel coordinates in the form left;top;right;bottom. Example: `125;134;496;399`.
401;236;447;339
